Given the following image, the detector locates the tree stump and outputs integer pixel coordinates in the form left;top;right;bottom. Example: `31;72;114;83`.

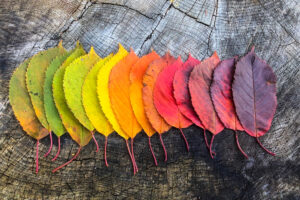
0;0;299;199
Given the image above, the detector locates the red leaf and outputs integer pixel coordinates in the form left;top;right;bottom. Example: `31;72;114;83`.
154;56;192;151
189;52;224;158
211;57;248;158
173;54;203;128
232;47;277;156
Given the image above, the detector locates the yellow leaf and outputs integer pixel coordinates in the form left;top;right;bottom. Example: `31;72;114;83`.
82;54;114;136
97;44;129;139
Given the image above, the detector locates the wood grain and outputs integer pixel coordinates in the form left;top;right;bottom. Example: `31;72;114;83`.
0;0;299;199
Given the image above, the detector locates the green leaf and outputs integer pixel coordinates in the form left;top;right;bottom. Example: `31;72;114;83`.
44;49;75;137
26;41;66;130
9;58;49;140
52;43;92;146
82;53;114;137
63;47;101;131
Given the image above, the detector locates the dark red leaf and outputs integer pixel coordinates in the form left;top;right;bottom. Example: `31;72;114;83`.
189;52;224;158
232;47;277;156
211;57;248;158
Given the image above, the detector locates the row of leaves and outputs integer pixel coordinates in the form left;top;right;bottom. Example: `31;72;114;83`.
9;41;277;174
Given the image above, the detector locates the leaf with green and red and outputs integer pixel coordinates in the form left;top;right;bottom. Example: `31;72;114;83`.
154;56;192;152
210;57;248;158
173;54;212;149
232;47;277;156
189;52;224;158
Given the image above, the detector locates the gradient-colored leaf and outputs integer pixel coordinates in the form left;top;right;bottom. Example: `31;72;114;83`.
143;52;175;161
82;53;113;167
189;52;223;158
97;45;138;174
154;56;192;151
9;58;49;173
129;50;160;165
64;47;101;132
173;54;203;128
210;57;248;158
26;41;66;131
232;47;277;156
52;44;91;147
109;50;140;171
97;44;129;140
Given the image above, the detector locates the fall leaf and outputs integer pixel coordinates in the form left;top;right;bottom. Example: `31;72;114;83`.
82;53;113;166
143;52;175;161
26;41;66;158
189;52;224;158
26;41;66;131
9;58;49;173
64;47;100;132
154;56;192;151
210;57;248;158
52;43;93;173
44;50;74;160
129;50;160;165
97;44;138;173
97;44;129;140
109;49;140;171
232;47;277;156
52;43;91;147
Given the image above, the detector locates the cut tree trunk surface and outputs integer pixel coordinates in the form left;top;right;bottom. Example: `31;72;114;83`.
0;0;299;199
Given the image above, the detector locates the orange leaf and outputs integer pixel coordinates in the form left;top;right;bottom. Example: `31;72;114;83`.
129;51;160;137
142;52;175;134
109;50;141;139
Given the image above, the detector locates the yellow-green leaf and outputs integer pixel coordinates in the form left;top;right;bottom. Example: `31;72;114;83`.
82;54;114;137
44;50;74;137
52;43;91;146
26;41;66;130
9;58;49;140
63;47;100;131
97;44;129;139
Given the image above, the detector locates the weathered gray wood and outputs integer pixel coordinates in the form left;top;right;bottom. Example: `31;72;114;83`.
0;0;299;199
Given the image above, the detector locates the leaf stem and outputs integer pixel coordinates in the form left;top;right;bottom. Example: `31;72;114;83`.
256;137;275;156
209;135;215;159
234;131;248;159
52;137;61;161
148;137;158;166
52;147;82;173
126;139;136;175
159;134;167;162
179;128;189;152
44;131;53;157
92;133;99;153
131;138;138;172
105;136;109;167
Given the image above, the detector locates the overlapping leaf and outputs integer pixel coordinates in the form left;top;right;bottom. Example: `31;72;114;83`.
173;54;203;128
109;50;141;139
82;54;114;136
232;47;276;155
26;41;66;130
64;47;101;131
143;53;175;134
52;44;91;147
97;44;129;140
130;51;160;137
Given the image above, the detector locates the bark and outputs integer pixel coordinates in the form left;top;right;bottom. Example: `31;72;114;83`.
0;0;299;199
